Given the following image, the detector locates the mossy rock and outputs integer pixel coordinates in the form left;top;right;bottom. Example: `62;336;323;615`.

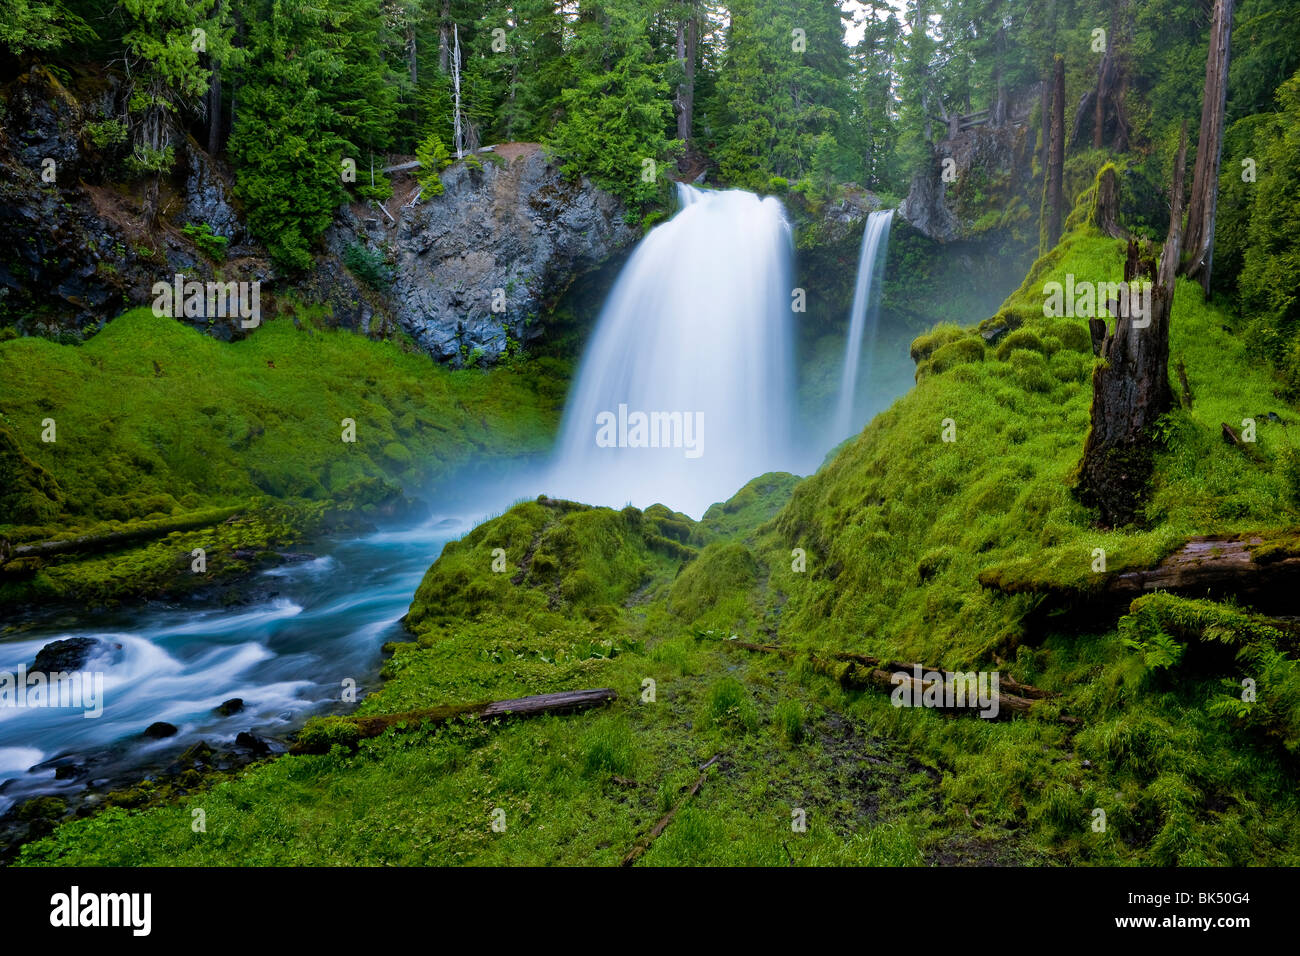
1007;349;1055;392
910;323;966;364
916;336;985;380
995;327;1051;361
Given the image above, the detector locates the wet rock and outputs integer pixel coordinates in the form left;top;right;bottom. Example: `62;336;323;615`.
327;144;638;366
216;698;245;717
898;89;1037;244
234;732;284;756
143;722;178;739
32;637;100;672
177;741;214;765
183;145;242;243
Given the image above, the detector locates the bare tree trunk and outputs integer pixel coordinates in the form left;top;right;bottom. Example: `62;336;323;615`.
1043;56;1065;251
993;25;1007;126
674;9;696;145
1039;77;1051;173
407;22;418;88
205;0;223;155
207;63;222;156
438;0;451;74
1075;123;1189;527
1182;0;1234;294
1092;164;1125;238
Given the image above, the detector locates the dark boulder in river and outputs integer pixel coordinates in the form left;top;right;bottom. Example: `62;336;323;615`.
143;722;178;739
31;637;100;672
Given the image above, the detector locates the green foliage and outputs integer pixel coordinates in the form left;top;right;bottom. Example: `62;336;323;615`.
181;222;229;261
711;0;853;191
701;676;759;734
228;0;398;271
83;119;128;151
0;0;89;55
1236;69;1300;394
414;133;451;196
543;0;680;210
342;242;393;291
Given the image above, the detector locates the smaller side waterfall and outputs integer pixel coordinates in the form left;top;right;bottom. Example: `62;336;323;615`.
833;209;893;440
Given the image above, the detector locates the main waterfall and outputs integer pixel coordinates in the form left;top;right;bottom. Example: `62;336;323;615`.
547;184;797;518
833;209;893;440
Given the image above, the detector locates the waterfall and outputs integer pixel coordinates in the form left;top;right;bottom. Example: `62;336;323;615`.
547;183;797;518
833;209;893;440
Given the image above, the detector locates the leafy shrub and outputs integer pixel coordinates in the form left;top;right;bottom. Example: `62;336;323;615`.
181;222;229;261
343;242;393;291
414;134;451;197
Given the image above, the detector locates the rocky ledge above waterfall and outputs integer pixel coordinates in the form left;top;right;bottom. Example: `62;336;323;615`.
0;67;637;363
327;143;639;366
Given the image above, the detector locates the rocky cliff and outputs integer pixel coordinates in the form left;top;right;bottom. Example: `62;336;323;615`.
0;69;636;363
327;143;638;364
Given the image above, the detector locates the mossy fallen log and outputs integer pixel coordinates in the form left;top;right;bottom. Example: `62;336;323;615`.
292;688;617;754
726;640;1073;722
980;532;1300;620
1109;534;1300;605
1;506;245;568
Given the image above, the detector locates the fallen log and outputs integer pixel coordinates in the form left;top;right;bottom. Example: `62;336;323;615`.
827;651;1056;701
721;640;1071;721
380;159;422;174
621;754;721;866
291;688;617;754
1221;422;1261;461
1109;534;1300;603
1;506;245;568
984;532;1300;621
818;659;1071;722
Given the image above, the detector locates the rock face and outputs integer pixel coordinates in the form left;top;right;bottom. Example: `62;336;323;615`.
182;144;243;244
328;144;638;365
0;71;635;364
898;90;1037;244
0;68;273;342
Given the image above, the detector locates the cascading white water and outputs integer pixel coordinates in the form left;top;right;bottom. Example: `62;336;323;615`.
547;183;797;518
833;209;893;440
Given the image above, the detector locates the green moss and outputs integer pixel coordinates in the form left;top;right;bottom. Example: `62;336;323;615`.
668;541;757;625
909;323;966;363
916;336;985;380
0;309;566;538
